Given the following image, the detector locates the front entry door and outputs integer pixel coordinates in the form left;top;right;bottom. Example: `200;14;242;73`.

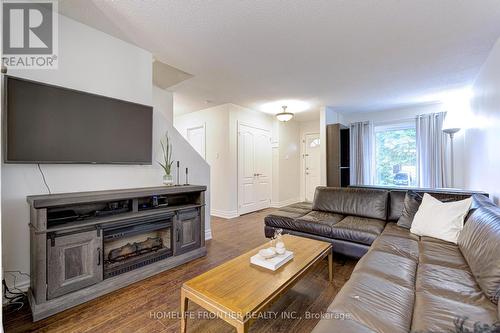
304;133;321;202
238;124;271;215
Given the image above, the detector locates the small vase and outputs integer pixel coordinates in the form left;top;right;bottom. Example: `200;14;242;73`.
163;174;174;186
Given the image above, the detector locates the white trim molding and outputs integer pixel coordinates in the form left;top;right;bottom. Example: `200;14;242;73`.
270;198;301;208
211;209;239;219
205;229;213;240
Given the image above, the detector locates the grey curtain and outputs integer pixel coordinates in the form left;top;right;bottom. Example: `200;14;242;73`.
416;112;448;188
350;121;373;185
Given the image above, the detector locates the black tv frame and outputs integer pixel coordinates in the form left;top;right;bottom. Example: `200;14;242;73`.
3;75;153;165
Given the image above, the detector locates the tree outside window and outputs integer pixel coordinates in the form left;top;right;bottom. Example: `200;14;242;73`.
374;124;417;187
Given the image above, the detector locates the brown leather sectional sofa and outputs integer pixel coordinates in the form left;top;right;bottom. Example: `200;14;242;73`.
264;186;500;332
265;186;484;258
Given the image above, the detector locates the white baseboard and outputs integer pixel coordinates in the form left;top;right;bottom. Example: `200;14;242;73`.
270;198;301;208
211;209;239;219
205;229;213;240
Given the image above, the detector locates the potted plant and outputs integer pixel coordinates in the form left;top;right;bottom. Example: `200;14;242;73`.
158;132;175;185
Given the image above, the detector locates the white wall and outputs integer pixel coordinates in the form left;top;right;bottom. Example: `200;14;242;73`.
175;104;231;215
1;15;210;290
175;103;303;215
272;120;301;206
465;37;500;204
152;86;211;239
341;103;443;124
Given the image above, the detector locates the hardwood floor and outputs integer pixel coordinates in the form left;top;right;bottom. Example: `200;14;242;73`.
3;209;356;333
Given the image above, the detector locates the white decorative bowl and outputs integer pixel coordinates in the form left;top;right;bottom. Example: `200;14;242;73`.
258;248;277;259
276;247;286;255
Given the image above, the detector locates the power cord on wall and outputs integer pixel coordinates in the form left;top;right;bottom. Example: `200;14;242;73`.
2;271;30;311
37;163;52;194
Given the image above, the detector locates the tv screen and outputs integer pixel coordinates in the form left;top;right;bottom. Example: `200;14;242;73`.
4;76;153;164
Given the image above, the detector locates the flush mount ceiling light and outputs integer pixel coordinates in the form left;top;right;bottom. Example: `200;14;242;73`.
276;106;294;122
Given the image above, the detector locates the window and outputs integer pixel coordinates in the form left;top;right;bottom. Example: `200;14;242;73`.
309;138;320;148
374;122;417;187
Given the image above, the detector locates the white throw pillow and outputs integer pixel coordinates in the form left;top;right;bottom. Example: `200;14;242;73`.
410;193;472;244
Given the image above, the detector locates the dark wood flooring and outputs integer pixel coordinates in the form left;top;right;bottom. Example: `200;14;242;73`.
3;209;356;333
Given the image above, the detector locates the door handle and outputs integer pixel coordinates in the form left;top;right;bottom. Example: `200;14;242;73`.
97;247;101;266
176;228;180;242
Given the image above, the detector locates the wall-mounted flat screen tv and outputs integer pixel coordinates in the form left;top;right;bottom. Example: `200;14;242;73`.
4;76;153;164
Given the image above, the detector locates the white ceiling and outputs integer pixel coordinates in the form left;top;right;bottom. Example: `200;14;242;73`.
59;0;500;118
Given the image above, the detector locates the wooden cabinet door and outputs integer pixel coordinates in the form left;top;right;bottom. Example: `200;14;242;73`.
174;209;201;255
47;230;102;299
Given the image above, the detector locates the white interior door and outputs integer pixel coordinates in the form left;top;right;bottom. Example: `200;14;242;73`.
186;125;206;159
304;133;321;202
238;124;271;215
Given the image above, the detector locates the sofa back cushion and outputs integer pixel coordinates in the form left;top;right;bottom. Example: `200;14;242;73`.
312;187;388;220
396;191;423;229
458;204;500;304
387;189;485;221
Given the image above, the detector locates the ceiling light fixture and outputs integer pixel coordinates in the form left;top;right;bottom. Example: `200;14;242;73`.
276;106;294;122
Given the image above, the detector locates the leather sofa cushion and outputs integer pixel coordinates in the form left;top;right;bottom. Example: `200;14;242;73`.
381;222;419;241
264;210;307;228
416;263;486;303
312;316;376;333
370;225;420;262
289;211;344;237
411;234;498;331
277;205;311;215
353;250;417;289
285;201;313;211
458;205;500;304
411;291;498;332
312;187;389;220
419;239;469;270
263;202;312;231
331;216;386;245
371;236;419;262
321;272;414;333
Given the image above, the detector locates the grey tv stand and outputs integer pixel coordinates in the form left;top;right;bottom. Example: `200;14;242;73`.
27;185;207;321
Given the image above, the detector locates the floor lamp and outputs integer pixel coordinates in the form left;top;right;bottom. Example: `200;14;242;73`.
443;127;460;188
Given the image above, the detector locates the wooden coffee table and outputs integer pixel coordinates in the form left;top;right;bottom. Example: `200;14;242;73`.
180;234;332;333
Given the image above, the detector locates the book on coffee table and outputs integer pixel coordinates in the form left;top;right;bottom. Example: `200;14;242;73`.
250;251;294;271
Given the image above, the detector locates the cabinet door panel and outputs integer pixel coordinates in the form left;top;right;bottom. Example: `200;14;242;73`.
174;209;201;255
47;230;102;299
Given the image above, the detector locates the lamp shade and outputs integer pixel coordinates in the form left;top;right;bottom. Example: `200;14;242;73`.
276;106;294;122
276;112;293;122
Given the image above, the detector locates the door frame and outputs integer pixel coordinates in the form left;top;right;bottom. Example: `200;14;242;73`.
301;132;320;202
237;121;272;216
186;123;206;160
